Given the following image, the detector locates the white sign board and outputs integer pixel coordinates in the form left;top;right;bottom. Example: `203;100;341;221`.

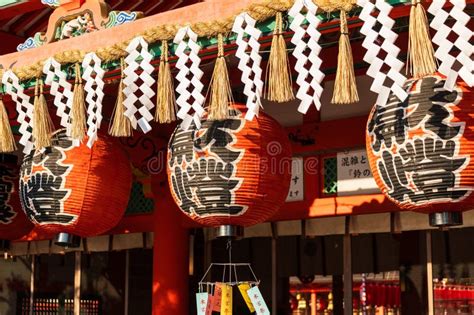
337;149;380;196
286;157;304;202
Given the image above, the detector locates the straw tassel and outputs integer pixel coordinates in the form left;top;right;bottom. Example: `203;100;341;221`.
155;41;177;124
109;58;132;137
71;63;86;141
0;93;16;153
32;78;54;149
208;34;233;120
332;10;359;104
408;0;437;78
265;12;294;103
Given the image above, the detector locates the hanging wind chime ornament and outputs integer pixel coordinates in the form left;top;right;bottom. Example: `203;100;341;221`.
167;103;291;238
197;261;270;315
0;154;33;250
366;0;473;227
19;129;132;247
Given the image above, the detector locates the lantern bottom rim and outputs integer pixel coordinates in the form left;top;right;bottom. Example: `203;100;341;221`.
54;233;82;248
215;225;244;239
429;212;463;228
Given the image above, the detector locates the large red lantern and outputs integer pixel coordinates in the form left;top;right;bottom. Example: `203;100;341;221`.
0;154;33;247
366;74;473;227
167;104;291;237
19;130;132;246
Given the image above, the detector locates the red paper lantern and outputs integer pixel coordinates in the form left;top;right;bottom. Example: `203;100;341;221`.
366;74;473;227
19;130;132;246
0;154;33;243
167;104;291;236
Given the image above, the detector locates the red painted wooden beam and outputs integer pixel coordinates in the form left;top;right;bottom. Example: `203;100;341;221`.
0;0;44;21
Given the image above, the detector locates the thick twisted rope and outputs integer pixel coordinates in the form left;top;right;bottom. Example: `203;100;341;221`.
0;0;356;82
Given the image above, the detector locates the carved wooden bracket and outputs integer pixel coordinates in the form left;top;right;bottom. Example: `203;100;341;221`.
17;0;143;51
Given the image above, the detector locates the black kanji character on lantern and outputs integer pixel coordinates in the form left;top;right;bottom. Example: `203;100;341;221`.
0;165;15;225
168;129;196;167
377;137;468;204
169;112;246;217
368;91;410;152
368;76;461;152
405;77;460;140
20;131;74;224
194;118;244;164
21;173;74;224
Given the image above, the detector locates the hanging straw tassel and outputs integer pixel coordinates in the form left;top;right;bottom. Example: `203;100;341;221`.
32;78;54;149
109;58;132;137
332;10;359;104
265;12;294;103
71;63;86;141
208;34;233;120
0;93;17;153
408;0;437;78
155;41;177;124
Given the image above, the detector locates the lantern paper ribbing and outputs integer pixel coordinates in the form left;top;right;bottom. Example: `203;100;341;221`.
2;70;34;154
357;0;408;107
82;52;105;148
43;57;74;131
428;0;473;90
232;13;263;121
167;104;291;228
0;155;33;241
19;130;132;238
123;36;156;134
174;27;205;130
288;0;325;113
366;74;473;219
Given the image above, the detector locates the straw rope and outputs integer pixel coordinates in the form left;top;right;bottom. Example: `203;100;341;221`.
0;0;356;83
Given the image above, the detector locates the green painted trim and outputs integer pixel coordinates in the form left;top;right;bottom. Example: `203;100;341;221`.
1;0;412;92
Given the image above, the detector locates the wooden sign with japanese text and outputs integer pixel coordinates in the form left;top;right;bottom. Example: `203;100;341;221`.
337;149;379;196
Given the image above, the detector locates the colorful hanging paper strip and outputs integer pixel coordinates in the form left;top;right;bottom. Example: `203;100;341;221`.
428;0;473;90
357;0;408;107
211;283;223;312
43;57;74;132
196;292;211;315
220;284;233;315
82;52;105;148
173;26;205;130
288;0;325;113
123;36;156;134
247;286;270;315
238;283;256;313
1;70;34;153
232;13;263;121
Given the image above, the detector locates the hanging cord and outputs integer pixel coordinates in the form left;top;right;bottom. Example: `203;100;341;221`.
265;11;294;102
207;33;232;120
227;238;232;284
71;63;86;141
155;40;177;123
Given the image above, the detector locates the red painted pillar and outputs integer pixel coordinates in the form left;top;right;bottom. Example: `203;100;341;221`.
152;199;189;315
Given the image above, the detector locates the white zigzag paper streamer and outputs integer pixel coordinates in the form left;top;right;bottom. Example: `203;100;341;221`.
82;52;105;148
357;0;408;106
43;57;73;131
123;36;156;134
428;0;473;90
173;26;205;130
288;0;325;113
2;70;34;153
232;13;263;121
